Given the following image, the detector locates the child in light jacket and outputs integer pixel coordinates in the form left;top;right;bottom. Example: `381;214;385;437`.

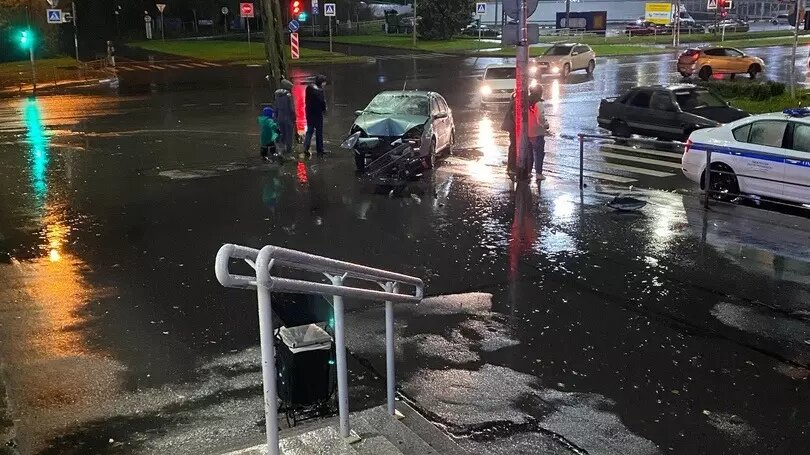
526;86;550;180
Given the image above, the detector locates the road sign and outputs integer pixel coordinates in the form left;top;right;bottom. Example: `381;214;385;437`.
291;32;300;60
156;4;166;13
221;7;229;15
324;3;336;16
62;12;72;23
707;0;718;10
502;0;538;20
46;9;62;24
476;2;487;15
288;19;300;32
240;3;254;18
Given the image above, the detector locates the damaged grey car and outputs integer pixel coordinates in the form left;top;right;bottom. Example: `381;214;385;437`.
346;91;455;172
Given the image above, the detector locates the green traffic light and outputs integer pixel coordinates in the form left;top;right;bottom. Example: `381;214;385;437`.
298;12;308;22
19;29;34;48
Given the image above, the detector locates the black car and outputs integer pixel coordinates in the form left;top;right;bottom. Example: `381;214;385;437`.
597;84;749;141
461;23;500;37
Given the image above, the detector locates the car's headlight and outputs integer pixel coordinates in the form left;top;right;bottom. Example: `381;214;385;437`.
529;79;538;88
529;66;538;74
341;131;362;149
480;85;492;95
551;66;560;74
403;124;424;141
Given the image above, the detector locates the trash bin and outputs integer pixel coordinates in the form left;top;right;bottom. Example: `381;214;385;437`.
275;323;336;423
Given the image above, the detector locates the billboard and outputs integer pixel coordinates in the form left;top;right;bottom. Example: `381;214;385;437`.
644;2;673;25
555;11;607;34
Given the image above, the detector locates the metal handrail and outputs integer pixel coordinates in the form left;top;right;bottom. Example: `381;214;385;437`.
215;243;424;455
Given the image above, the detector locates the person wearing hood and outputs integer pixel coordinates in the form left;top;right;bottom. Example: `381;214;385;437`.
304;74;328;156
274;78;297;156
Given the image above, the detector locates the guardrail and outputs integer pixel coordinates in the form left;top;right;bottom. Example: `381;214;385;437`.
215;244;424;455
576;133;810;211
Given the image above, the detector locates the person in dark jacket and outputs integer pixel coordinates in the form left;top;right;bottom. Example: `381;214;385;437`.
501;92;517;178
303;75;327;156
274;78;297;156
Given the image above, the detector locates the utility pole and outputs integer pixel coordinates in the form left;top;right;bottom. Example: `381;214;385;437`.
412;0;417;47
565;0;570;31
516;0;529;177
72;2;79;61
791;0;803;98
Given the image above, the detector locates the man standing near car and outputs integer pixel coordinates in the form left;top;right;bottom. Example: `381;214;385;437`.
274;78;297;157
304;75;328;156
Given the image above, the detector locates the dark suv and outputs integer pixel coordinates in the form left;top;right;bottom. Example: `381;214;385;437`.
597;84;749;141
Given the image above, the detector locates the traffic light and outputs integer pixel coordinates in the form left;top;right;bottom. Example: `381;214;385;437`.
291;0;308;21
19;29;32;48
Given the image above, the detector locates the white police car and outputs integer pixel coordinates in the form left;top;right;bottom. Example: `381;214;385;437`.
682;108;810;205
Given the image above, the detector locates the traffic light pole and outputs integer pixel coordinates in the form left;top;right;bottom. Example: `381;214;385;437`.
72;2;79;62
29;39;37;94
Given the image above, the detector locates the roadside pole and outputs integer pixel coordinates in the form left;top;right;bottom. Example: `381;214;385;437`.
29;35;37;94
791;0;803;98
72;2;79;61
413;0;417;47
516;0;529;178
156;4;166;42
325;3;335;53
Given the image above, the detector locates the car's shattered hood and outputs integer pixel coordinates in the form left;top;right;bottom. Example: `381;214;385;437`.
354;114;428;137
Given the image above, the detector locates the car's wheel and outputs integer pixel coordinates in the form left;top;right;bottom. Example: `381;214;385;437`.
702;162;740;202
698;66;712;81
424;138;437;169
748;64;761;79
611;120;631;138
586;60;595;75
561;63;571;78
679;71;691;78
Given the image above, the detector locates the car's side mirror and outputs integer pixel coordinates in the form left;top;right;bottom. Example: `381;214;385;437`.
433;112;449;119
354;110;364;116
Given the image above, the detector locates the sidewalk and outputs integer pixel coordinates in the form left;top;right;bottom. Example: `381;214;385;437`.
0;369;17;455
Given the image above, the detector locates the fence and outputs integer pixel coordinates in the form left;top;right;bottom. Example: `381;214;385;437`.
215;244;424;455
576;133;810;212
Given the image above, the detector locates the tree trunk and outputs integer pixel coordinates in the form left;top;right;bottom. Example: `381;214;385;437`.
262;0;287;92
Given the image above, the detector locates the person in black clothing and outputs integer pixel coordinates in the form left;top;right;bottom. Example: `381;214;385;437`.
501;92;517;178
303;75;327;156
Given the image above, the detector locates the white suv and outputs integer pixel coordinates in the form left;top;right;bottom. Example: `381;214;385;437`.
533;43;596;78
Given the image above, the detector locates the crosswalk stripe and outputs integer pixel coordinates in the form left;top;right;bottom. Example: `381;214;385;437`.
133;65;150;70
597;161;676;177
177;63;196;68
117;67;135;72
199;62;220;67
189;62;210;68
151;64;166;70
545;162;638;183
601;143;683;160
599;151;683;169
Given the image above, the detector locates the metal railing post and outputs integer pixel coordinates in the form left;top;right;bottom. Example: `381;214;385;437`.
578;134;584;192
257;275;279;455
328;273;351;438
704;147;712;209
384;281;397;416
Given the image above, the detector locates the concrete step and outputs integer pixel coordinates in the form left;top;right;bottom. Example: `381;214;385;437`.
293;425;359;455
356;405;440;455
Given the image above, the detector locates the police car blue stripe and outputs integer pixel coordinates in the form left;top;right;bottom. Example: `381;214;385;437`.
691;142;810;168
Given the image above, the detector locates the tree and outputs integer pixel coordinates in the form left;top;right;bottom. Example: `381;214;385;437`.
261;0;287;91
417;0;473;40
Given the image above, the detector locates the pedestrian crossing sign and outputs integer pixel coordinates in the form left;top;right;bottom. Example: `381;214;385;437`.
324;3;336;16
46;9;62;24
476;3;487;15
707;0;717;10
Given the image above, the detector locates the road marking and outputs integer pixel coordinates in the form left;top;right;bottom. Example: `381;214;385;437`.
601;143;683;159
150;65;166;70
600;151;683;169
595;161;676;177
177;63;196;68
235;102;249;106
133;65;150;70
117;67;135;72
182;103;198;107
544;162;638;183
209;103;223;106
199;62;220;67
189;62;210;68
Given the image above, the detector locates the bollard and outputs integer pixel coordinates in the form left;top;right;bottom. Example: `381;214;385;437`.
384;282;397;416
256;282;280;455
579;134;585;192
329;274;350;438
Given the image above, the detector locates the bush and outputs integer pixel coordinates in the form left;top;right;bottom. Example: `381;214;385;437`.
697;80;786;101
417;0;474;40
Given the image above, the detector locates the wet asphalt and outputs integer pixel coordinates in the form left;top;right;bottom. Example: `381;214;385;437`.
0;44;809;455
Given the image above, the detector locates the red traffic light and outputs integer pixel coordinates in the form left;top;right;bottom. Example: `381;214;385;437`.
292;0;301;15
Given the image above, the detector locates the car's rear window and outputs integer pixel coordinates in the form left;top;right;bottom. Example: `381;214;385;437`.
485;67;516;80
681;49;700;57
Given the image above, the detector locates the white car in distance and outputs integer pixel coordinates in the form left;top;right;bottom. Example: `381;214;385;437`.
533;43;596;78
682;108;810;205
479;64;538;104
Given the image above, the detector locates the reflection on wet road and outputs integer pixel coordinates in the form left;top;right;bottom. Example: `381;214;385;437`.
0;47;809;454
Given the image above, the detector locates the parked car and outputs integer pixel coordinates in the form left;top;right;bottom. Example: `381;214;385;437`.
348;91;454;170
705;19;750;34
597;84;749;141
534;43;596;78
677;46;764;80
772;13;790;25
682;108;810;204
462;23;500;37
624;21;670;36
